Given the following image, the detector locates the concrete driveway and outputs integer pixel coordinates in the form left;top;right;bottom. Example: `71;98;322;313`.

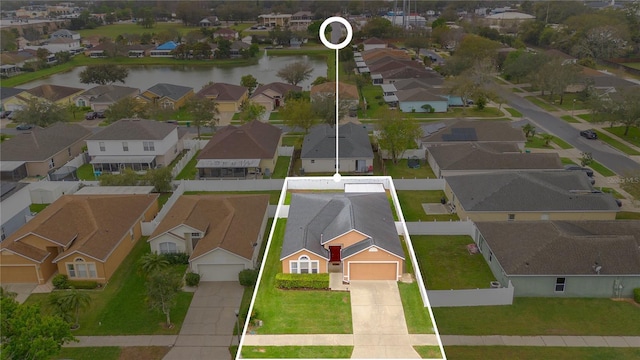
2;283;37;304
349;281;420;359
163;281;244;360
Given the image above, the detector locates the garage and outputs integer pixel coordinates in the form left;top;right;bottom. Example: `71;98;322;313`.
349;262;398;281
0;265;39;283
196;264;246;282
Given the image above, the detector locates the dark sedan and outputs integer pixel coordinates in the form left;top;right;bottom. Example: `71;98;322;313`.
580;129;598;140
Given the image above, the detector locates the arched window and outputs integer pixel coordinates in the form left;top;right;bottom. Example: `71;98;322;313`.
290;255;319;274
67;258;97;278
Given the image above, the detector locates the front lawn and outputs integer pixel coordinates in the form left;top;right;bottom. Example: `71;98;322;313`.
525;135;553;149
396;191;459;222
593;130;640;156
413;346;443;359
443;346;640;360
175;150;200;180
252;219;353;334
432;298;640;336
551;136;573;149
270;156;291;178
604;126;640;148
411;235;495;290
281;136;303;148
53;347;121;360
241;346;354;358
384;159;437;179
505;107;522;117
598;187;625;199
538;93;587;111
561;157;577;166
398;282;436;334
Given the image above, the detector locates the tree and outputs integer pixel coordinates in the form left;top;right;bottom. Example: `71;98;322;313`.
311;95;351;126
361;18;396;38
79;64;129;85
105;97;142;123
146;269;182;328
0;30;18;51
215;38;232;59
522;123;536;138
139;252;170;276
139;8;156;29
54;51;72;64
404;35;430;57
580;152;593;167
238;100;266;123
375;109;423;164
607;88;640;136
36;48;50;63
277;61;314;86
146;167;173;193
542;134;555;147
48;288;92;329
185;97;219;139
1;294;75;360
13;98;65;127
280;98;317;134
99;168;141;186
240;75;258;95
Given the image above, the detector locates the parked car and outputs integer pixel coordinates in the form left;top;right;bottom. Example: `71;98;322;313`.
0;110;11;119
85;111;98;120
16;123;33;130
580;129;598;139
564;164;594;177
96;111;106;118
166;120;178;125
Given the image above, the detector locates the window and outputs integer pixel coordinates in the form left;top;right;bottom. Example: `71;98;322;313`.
290;255;319;274
48;158;55;169
143;141;155;151
508;214;515;221
159;242;177;254
122;142;129;152
99;142;105;152
191;233;202;238
67;258;97;279
555;277;566;292
311;160;315;164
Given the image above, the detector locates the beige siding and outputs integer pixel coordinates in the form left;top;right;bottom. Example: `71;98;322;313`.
324;230;368;250
23;138;87;177
465;211;617;222
281;250;328;274
344;246;403;281
0;264;39;283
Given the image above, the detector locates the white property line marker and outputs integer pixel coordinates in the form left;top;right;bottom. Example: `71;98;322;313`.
319;17;353;182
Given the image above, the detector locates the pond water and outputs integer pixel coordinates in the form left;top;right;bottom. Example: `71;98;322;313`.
21;53;328;91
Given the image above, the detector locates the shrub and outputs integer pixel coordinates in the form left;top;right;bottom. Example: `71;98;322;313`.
185;272;201;287
634;288;640;304
52;274;69;289
377;101;385;106
374;95;382;100
163;252;189;265
239;269;259;287
68;280;99;289
275;273;329;290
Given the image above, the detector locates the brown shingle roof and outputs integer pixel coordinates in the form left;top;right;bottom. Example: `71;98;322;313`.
196;83;248;102
251;82;301;99
89;119;176;141
422;119;526;143
198;120;281;160
1;241;50;263
396;87;447;102
310;82;359;100
149;194;269;261
27;84;84;102
361;48;409;62
0;122;92;162
363;37;387;44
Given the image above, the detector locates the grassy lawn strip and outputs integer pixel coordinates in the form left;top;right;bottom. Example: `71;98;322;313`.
598;187;625;199
29;203;49;213
551;136;573;149
560;115;580;123
398;282;435;334
175;150;200;180
270;156;291;178
396;191;459;222
560;157;577;166
443;346;640;360
604;126;640;148
433;298;640;336
385;159;436;179
524;96;557;112
253;219;352;334
413;346;443;359
505;107;522;117
76;163;96;180
241;346;354;358
588;160;616;177
525;135;552;149
53;347;121;360
617;211;640;220
593;130;640;156
412;236;495;290
282;136;302;148
183;190;281;205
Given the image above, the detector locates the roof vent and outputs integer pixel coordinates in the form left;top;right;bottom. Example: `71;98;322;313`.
592;262;602;275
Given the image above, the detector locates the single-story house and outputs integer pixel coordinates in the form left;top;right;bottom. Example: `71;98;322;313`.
281;192;404;282
74;85;140;111
0;194;158;284
0;87;27;112
214;28;239;40
0;122;91;179
362;37;387;51
420;120;527;150
148;194;269;281
393;77;445;91
427;142;563;178
301;123;373;173
310;82;359;110
396;87;449;113
199;16;220;27
230;41;250;57
361;48;410;63
474;220;640;298
195;83;248;112
197;120;282;179
127;44;154;58
250;82;301;110
374;66;443;85
137;83;194;110
445;171;620;222
18;84;85;107
150;41;178;57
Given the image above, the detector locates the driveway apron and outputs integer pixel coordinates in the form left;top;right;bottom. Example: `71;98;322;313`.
349;281;420;359
163;282;243;360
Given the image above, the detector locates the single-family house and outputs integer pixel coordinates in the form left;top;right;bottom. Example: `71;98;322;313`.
127;44;154;58
74;85;140;111
396;88;448;113
290;11;313;29
281;192;404;282
22;84;84;107
25;37;82;54
0;123;91;179
361;48;410;63
150;41;179;57
380;84;398;106
0;182;31;241
0;49;38;69
393;77;445;91
0;87;27;112
474;221;640;298
137;83;194;110
420;120;527;150
148;194;269;281
484;11;535;27
310;82;359;110
85;43;108;58
213;28;239;40
230;41;250;57
301;123;373;173
195;83;248;112
362;37;387;51
250;82;301;110
427;142;563;178
87;119;182;173
375;66;443;85
258;13;292;27
367;58;423;74
444;171;620;222
199;16;220;27
0;194;158;284
50;29;81;40
196;120;282;179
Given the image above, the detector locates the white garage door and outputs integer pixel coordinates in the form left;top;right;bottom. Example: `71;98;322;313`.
197;264;245;282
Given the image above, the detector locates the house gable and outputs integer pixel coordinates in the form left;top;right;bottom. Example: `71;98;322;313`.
322;229;369;249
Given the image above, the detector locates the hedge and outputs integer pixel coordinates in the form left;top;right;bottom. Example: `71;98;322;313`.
275;273;329;290
239;269;258;287
634;288;640;304
68;280;99;289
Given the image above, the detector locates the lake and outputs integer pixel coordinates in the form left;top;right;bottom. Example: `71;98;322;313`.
21;53;328;91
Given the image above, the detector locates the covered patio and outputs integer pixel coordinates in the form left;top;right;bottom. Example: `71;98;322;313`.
90;155;156;174
196;159;261;179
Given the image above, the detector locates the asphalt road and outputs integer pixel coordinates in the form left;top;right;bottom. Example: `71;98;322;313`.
495;86;640;176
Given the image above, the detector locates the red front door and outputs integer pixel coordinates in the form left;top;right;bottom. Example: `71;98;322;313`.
329;246;341;263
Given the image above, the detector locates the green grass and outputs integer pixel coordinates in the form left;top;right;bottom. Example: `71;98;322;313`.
52;347;121;360
398;282;435;334
29;203;49;213
560;115;580;123
175;150;200;180
412;236;495;290
598;187;625;199
593;130;640;156
157;193;172;208
432;298;640;336
384;159;436;179
26;237;193;335
551;136;573;149
561;157;577;166
577;113;602;123
524;96;557;111
396;191;459;222
77;22;195;39
270;156;290;178
616;211;640;220
253;219;352;334
241;346;354;358
443;346;640;360
511;87;524;93
358;84;385;118
268;112;281;121
588;160;616;177
413;346;443;359
76;163;97;180
604;126;640;148
539;93;587;111
281;136;302;148
183;190;282;205
505;107;522;117
525;135;553;149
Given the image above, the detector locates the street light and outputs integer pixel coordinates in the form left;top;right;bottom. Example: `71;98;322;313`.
234;309;241;345
572;99;576;117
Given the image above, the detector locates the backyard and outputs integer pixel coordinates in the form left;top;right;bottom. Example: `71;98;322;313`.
183;190;282;205
383;159;437;179
396;190;460;222
411;235;496;290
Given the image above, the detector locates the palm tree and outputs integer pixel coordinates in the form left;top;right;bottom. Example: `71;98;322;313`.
49;288;92;328
522;123;536;138
542;134;554;147
138;252;170;276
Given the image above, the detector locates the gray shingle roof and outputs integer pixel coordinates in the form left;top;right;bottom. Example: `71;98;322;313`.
144;83;192;101
196;83;247;101
421;119;526;143
393;78;444;91
429;143;563;171
301;123;373;159
280;192;403;260
0;122;91;162
476;221;640;275
446;171;620;212
1;87;26;101
89;119;176;141
396;88;447;102
77;85;139;104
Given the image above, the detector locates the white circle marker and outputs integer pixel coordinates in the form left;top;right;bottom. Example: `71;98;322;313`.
319;16;353;50
333;173;342;183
